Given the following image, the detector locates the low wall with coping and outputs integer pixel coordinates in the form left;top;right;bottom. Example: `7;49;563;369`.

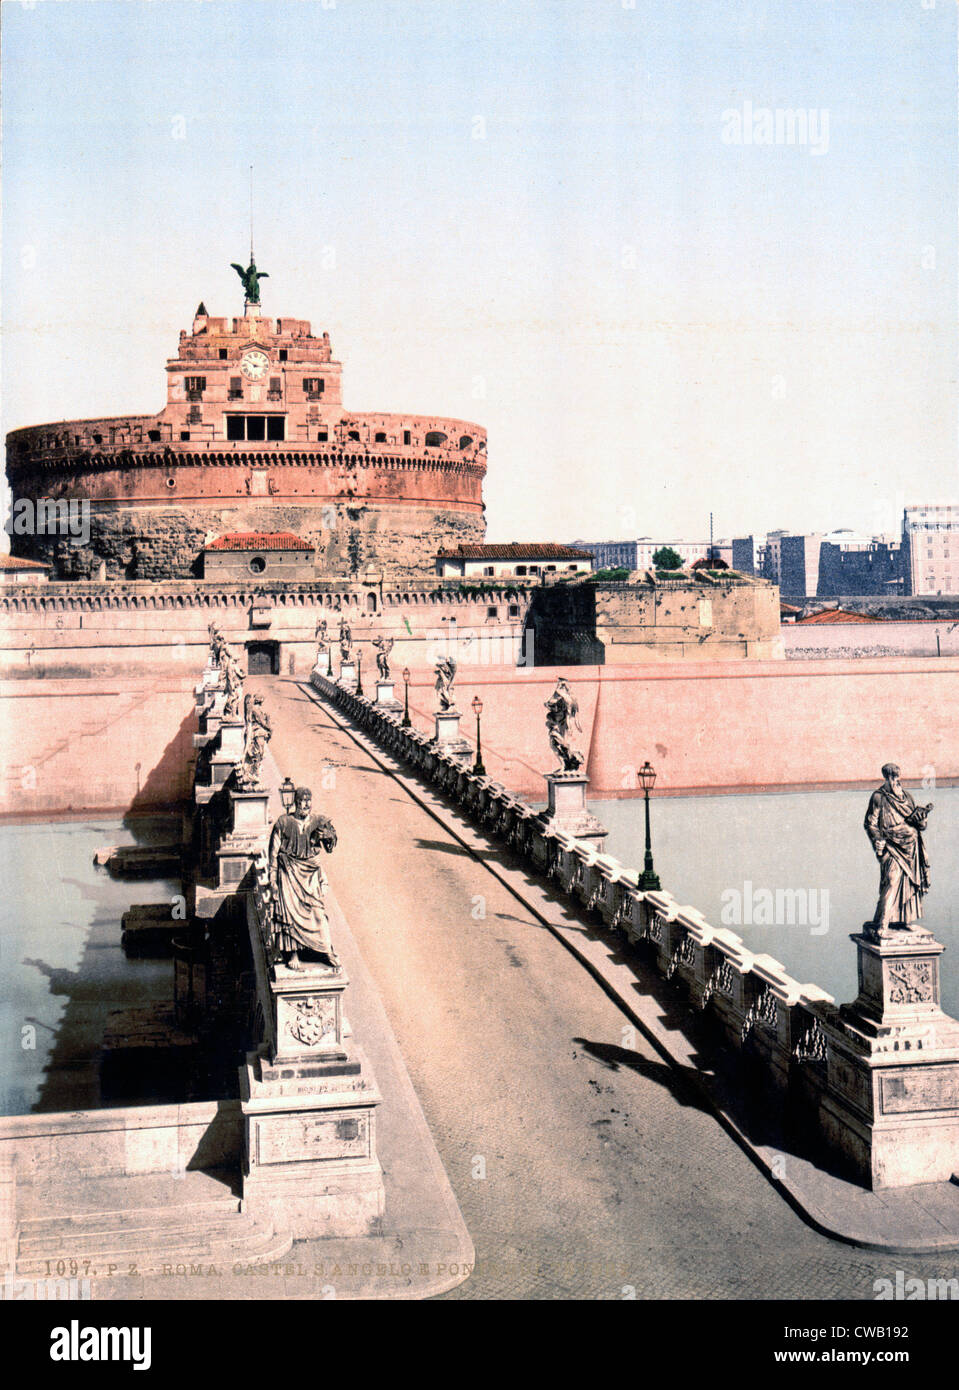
0;1100;241;1190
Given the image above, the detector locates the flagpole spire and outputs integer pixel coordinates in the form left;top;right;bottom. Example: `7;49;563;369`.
250;164;254;263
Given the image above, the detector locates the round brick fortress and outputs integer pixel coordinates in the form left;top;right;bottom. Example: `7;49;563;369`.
6;303;486;579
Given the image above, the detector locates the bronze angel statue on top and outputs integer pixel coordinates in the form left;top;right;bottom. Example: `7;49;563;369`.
231;257;269;305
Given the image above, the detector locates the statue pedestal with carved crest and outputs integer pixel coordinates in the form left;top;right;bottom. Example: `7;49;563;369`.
240;919;384;1237
818;926;959;1188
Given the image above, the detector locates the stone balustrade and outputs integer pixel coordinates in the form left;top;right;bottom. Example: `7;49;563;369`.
310;666;959;1189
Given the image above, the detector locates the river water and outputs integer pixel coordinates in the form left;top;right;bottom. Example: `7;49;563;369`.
0;816;179;1115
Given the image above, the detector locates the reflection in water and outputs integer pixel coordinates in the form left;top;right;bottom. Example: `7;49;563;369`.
0;817;179;1115
592;787;959;1018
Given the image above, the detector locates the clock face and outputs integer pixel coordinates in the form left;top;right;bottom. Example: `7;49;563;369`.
240;350;270;381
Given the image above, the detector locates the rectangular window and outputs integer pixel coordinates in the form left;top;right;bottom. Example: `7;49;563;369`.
403;430;411;446
484;566;495;576
487;606;498;618
226;415;284;441
303;378;325;397
318;431;328;442
279;349;288;361
185;376;206;393
219;349;228;360
269;378;281;392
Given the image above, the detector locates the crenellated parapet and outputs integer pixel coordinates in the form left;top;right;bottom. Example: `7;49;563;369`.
5;303;487;578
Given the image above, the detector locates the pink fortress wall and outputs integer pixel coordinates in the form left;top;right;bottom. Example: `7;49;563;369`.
1;658;956;817
403;658;959;798
0;677;197;817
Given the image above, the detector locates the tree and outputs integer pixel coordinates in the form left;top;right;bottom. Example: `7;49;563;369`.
653;546;683;570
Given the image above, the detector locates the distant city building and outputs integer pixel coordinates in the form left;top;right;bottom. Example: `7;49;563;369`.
780;533;823;597
570;537;732;571
435;542;593;579
817;535;901;596
760;530;790;586
731;537;756;574
901;504;959;596
202;531;315;580
569;539;641;570
743;527;901;597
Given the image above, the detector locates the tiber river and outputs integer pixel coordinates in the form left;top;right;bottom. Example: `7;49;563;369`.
592;785;958;1019
1;789;956;1116
0;816;179;1116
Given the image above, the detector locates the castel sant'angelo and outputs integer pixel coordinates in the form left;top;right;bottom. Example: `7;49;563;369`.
5;256;487;580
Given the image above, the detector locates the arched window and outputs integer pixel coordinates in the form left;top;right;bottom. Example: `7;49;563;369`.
425;431;448;447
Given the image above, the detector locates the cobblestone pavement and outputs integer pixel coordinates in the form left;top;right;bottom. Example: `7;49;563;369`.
263;678;959;1301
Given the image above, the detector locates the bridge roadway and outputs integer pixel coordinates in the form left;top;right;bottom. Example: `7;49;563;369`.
259;677;958;1300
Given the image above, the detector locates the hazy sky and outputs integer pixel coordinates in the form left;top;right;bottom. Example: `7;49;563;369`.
2;0;956;543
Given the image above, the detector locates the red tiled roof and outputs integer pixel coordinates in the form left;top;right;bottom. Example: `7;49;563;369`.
436;542;593;561
0;554;50;570
204;532;314;552
795;609;883;625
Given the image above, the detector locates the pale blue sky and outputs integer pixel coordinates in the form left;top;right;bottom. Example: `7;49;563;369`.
2;0;956;543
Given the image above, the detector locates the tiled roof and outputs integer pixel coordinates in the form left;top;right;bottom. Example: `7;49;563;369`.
795;609;883;625
204;532;314;552
436;542;593;561
0;554;50;570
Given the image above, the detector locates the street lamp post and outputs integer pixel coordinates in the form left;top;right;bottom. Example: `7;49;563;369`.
326;644;334;678
279;777;296;814
402;667;411;728
355;648;363;696
636;760;661;891
471;695;486;777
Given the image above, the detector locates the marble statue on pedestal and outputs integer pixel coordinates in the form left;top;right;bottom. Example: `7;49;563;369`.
338;617;352;660
221;647;244;718
268;787;339;973
434;656;457;711
864;764;933;938
545;677;585;773
235;693;272;790
207;622;227;670
314;618;329;669
373;636;394;679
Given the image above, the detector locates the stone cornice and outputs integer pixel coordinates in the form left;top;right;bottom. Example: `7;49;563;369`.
0;578;532;614
6;445;486;478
